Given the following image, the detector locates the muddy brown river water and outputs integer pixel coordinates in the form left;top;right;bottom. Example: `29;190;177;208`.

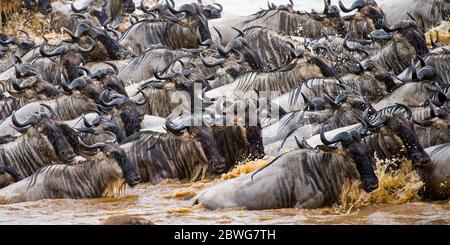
0;158;449;225
1;178;450;225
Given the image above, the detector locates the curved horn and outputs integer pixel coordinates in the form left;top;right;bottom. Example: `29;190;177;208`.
77;66;91;76
99;90;126;107
104;61;119;75
338;0;366;13
63;77;87;91
133;88;149;106
39;104;56;119
213;3;223;12
17;30;30;40
11;111;40;128
71;2;88;13
200;54;225;67
71;36;96;53
320;125;352;145
364;107;384;128
165;115;189;135
231;27;245;38
39;38;69;57
166;0;196;15
12;79;28;91
77;136;106;150
382;14;401;32
394;103;412;119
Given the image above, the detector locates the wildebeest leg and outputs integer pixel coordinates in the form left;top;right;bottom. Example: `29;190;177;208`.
295;191;325;209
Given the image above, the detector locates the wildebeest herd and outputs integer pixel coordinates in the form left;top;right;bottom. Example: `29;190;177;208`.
0;0;449;212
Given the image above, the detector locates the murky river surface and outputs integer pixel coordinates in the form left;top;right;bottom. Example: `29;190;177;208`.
1;0;450;225
1;178;450;225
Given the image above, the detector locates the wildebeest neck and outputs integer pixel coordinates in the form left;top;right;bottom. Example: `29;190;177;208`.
191;126;227;174
401;28;429;56
345;141;379;193
41;121;76;163
388;116;430;165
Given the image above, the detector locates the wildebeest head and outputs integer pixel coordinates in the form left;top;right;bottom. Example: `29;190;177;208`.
11;104;77;163
76;62;127;97
340;0;384;31
0;30;36;52
165;114;227;174
320;119;379;193
77;138;141;187
364;103;431;166
77;113;127;144
123;0;136;13
60;74;105;104
347;60;397;92
99;90;147;136
197;0;223;19
40;36;95;81
381;15;429;57
212;28;265;71
10;74;61;100
165;1;212;42
218;98;265;160
66;22;130;60
327;87;372;108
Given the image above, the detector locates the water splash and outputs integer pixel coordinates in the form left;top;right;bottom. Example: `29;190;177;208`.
334;157;424;214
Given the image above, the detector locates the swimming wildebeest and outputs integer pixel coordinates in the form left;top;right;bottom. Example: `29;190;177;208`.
0;105;78;183
121;114;227;184
193;120;379;210
0;138;140;204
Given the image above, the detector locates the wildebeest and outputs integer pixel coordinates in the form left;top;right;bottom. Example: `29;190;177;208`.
98;89;147;136
418;143;450;200
412;103;450;148
119;1;211;54
339;0;385;40
0;68;61;120
0;105;78;182
0;139;140;204
0;31;36;73
67;112;127;144
121;114;227;184
363;104;431;165
381;0;450;30
423;49;450;84
193;122;379;210
206;52;338;101
266;89;374;152
37;35;95;82
367;16;429;74
92;47;193;84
